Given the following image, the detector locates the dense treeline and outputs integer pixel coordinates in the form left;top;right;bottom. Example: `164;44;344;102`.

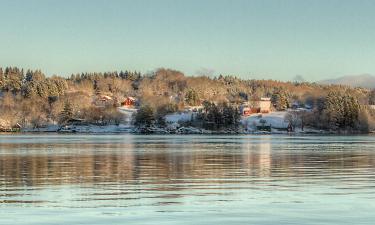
195;101;240;130
1;66;374;132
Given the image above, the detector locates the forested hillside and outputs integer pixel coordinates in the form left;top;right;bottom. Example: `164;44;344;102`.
1;67;374;132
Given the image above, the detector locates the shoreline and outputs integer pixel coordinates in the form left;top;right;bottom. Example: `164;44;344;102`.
1;125;370;135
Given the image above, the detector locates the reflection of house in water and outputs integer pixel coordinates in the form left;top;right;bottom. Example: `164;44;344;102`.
258;142;271;177
241;137;272;177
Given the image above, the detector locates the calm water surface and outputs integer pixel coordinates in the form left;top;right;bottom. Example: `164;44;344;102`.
1;134;375;225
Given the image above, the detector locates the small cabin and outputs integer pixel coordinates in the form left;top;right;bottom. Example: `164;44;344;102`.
93;95;114;107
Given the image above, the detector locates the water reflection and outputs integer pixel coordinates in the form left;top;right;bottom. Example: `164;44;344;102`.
1;135;375;224
1;135;375;188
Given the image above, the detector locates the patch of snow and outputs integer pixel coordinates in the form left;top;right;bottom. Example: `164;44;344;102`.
165;112;196;123
22;125;60;132
117;107;138;124
166;122;180;130
241;111;289;130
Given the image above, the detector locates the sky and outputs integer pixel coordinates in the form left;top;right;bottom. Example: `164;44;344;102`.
1;0;375;81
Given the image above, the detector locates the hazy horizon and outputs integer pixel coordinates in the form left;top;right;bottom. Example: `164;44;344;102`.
1;0;375;81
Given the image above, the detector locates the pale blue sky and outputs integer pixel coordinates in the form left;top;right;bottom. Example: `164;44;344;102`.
1;0;375;81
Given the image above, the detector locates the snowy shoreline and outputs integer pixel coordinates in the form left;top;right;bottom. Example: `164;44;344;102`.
2;111;363;135
12;124;330;135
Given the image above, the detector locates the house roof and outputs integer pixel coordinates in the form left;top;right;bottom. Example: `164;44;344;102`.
100;95;112;100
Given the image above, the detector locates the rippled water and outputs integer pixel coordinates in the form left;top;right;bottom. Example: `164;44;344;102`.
1;134;375;225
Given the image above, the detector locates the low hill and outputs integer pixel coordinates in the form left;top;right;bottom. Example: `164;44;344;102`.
320;74;375;89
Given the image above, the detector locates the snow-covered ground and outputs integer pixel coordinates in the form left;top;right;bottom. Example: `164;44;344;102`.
117;107;138;124
22;124;134;133
20;107;137;133
241;111;289;131
165;112;197;123
18;110;322;134
22;125;60;132
164;111;290;132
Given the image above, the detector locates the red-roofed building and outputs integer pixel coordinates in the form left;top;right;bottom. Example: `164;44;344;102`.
241;97;271;116
121;97;137;107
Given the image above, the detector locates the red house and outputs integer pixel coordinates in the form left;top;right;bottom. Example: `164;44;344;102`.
242;107;260;116
241;98;272;116
121;97;136;107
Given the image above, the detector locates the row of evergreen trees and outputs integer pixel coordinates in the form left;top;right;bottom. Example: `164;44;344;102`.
133;101;241;131
69;71;141;82
196;101;240;130
0;67;141;97
320;91;361;130
0;67;67;97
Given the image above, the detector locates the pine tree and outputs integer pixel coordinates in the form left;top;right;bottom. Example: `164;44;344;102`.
134;105;155;127
185;89;199;106
271;89;290;111
323;91;360;130
59;102;73;125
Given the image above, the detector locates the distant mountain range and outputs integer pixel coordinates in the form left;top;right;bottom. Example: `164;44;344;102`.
319;74;375;89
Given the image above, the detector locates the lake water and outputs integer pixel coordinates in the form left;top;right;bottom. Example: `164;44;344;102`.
1;134;375;225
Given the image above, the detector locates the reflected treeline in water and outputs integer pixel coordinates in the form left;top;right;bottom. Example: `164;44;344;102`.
1;135;375;188
2;135;375;225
